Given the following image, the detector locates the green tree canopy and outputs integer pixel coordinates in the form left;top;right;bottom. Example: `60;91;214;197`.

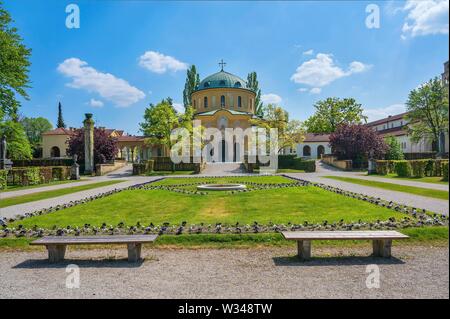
246;71;264;116
384;136;404;160
0;2;31;121
183;65;200;110
0;120;32;159
406;77;449;153
304;98;367;133
250;104;305;153
19;116;53;157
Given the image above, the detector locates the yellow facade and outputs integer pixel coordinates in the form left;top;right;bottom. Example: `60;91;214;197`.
42;133;70;158
191;88;256;115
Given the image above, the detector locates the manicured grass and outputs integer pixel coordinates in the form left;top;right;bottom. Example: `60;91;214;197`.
0;179;88;193
0;180;125;208
276;169;305;173
362;173;448;185
11;179;408;229
323;176;449;200
146;170;195;176
0;226;447;249
152;175;295;186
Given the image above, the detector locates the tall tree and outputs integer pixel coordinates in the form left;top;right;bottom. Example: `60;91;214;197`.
0;2;31;121
304;98;367;133
405;77;449;154
250;104;305;153
0;120;32;159
384;136;404;160
183;65;200;109
56;102;66;128
329;124;387;167
246;72;263;116
140;99;193;170
19;116;53;157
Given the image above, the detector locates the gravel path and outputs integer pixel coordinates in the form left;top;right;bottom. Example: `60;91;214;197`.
0;245;447;299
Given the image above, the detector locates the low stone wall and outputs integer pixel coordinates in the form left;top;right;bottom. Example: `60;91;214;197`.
321;155;352;171
95;160;127;176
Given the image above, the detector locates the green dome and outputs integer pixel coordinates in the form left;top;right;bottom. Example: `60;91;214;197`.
196;70;249;91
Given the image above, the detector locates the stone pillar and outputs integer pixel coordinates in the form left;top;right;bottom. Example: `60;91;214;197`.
83;113;95;174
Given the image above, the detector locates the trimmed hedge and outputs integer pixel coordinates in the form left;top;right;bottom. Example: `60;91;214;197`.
0;170;7;190
376;159;449;178
4;166;71;188
153;157;199;171
393;161;412;177
12;158;73;167
443;162;449;182
244;155;316;173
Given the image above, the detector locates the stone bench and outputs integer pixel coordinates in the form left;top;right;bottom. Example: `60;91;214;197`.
281;231;409;260
30;235;158;263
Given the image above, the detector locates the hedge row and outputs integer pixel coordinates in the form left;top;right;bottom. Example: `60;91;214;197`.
2;166;71;189
376;159;449;179
245;155;316;173
153;157;200;171
12;158;74;167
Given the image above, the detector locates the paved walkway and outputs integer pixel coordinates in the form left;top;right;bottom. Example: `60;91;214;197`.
284;172;449;215
0;246;447;298
315;162;449;191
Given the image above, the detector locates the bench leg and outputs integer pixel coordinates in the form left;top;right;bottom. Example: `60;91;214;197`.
46;244;66;263
372;240;392;258
127;243;142;262
297;240;311;260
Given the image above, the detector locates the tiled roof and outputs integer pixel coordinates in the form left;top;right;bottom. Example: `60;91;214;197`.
303;133;330;142
366;112;409;127
116;135;145;142
42;127;75;135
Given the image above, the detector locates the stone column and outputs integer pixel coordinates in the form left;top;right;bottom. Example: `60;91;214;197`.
83;113;95;174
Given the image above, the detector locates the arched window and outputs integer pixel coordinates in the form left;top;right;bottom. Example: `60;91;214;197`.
220;95;225;107
193;99;196;108
234;82;241;88
219;80;225;86
50;146;60;158
303;145;311;157
238;96;242;108
204;96;208;108
317;145;325;158
204;81;210;88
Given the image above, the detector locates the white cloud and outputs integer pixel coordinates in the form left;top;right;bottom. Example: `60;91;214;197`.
173;103;184;113
261;93;283;105
297;88;309;93
401;0;449;38
139;51;188;74
310;87;322;94
89;98;104;108
302;49;314;56
290;53;371;89
363;104;407;122
57;58;145;107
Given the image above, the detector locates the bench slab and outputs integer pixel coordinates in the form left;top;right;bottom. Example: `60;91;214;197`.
31;235;158;263
281;231;408;259
282;231;409;241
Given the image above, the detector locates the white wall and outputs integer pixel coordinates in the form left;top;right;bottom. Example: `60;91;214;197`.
296;142;332;159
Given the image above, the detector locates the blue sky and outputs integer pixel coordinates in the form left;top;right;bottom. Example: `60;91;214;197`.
5;0;449;134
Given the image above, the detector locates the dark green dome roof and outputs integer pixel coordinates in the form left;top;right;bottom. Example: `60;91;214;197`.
196;70;249;91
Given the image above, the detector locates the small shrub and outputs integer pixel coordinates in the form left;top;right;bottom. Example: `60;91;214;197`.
442;162;449;182
410;160;427;178
0;170;7;190
375;160;389;175
394;160;412;177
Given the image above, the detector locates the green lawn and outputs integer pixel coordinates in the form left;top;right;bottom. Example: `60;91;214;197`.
0;180;125;208
146;170;195;176
152;175;294;186
323;176;448;200
0;179;88;193
12;175;409;229
362;173;448;185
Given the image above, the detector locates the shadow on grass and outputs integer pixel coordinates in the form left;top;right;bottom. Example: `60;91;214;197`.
273;255;405;266
12;257;149;269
